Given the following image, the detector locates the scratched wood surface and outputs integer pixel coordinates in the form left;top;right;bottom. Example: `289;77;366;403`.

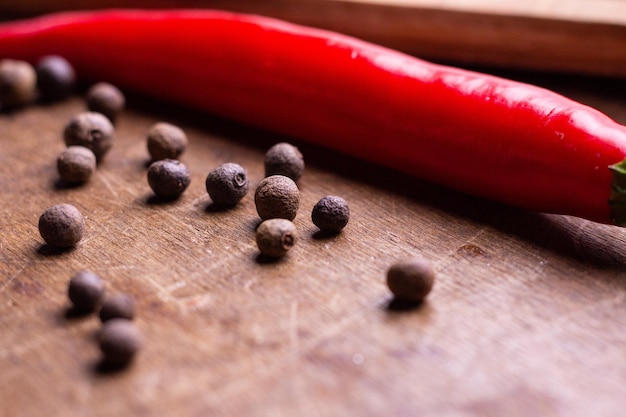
2;69;626;416
1;0;626;79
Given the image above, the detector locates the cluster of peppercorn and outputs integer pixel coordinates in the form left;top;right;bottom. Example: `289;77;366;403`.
0;56;143;368
0;58;94;245
140;118;352;258
7;55;126;251
67;270;141;368
59;82;124;181
253;144;351;257
0;56;70;109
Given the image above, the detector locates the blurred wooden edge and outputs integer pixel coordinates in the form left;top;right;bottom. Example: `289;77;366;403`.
0;0;624;79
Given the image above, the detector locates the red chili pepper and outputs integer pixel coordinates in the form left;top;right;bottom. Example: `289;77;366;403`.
1;9;626;225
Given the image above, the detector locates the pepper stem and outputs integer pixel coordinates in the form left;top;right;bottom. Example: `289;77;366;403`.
609;158;626;226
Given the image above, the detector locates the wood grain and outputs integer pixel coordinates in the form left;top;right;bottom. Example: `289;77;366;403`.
1;0;626;78
2;72;626;416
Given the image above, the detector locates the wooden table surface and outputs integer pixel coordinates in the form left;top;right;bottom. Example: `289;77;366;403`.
3;2;626;416
2;69;626;417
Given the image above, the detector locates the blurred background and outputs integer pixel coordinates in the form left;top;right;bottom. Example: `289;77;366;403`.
0;0;624;79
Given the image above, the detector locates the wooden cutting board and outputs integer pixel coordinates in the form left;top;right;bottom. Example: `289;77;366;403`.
1;0;626;78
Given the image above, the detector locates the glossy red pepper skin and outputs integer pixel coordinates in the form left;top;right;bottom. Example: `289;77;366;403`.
1;9;625;225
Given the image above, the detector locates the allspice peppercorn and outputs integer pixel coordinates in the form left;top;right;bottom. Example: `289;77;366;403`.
98;319;142;367
205;162;249;206
86;82;125;123
147;159;191;199
256;218;298;258
99;293;136;322
264;142;305;181
38;203;85;248
36;55;76;102
312;195;350;233
254;175;300;220
386;258;435;302
64;112;114;162
57;146;97;184
68;270;106;312
146;122;188;161
0;59;37;109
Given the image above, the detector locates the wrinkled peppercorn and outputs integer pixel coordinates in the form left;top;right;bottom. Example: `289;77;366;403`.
205;162;249;206
386;258;435;302
146;122;188;161
38;203;85;248
98;319;142;367
312;195;350;233
86;82;125;123
57;146;96;184
64;112;114;162
256;218;298;258
36;55;75;102
147;159;191;199
0;59;36;109
68;270;106;312
99;293;136;322
254;175;300;220
264;142;305;181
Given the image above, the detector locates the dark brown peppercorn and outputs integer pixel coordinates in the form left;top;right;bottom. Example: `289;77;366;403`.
68;270;105;312
205;162;249;206
386;258;435;302
98;319;142;367
254;175;300;220
264;142;305;181
147;159;191;199
36;55;76;102
86;82;125;123
0;59;36;109
256;218;297;257
146;122;188;161
99;293;136;322
38;203;85;248
57;146;97;184
63;112;114;162
312;195;350;233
